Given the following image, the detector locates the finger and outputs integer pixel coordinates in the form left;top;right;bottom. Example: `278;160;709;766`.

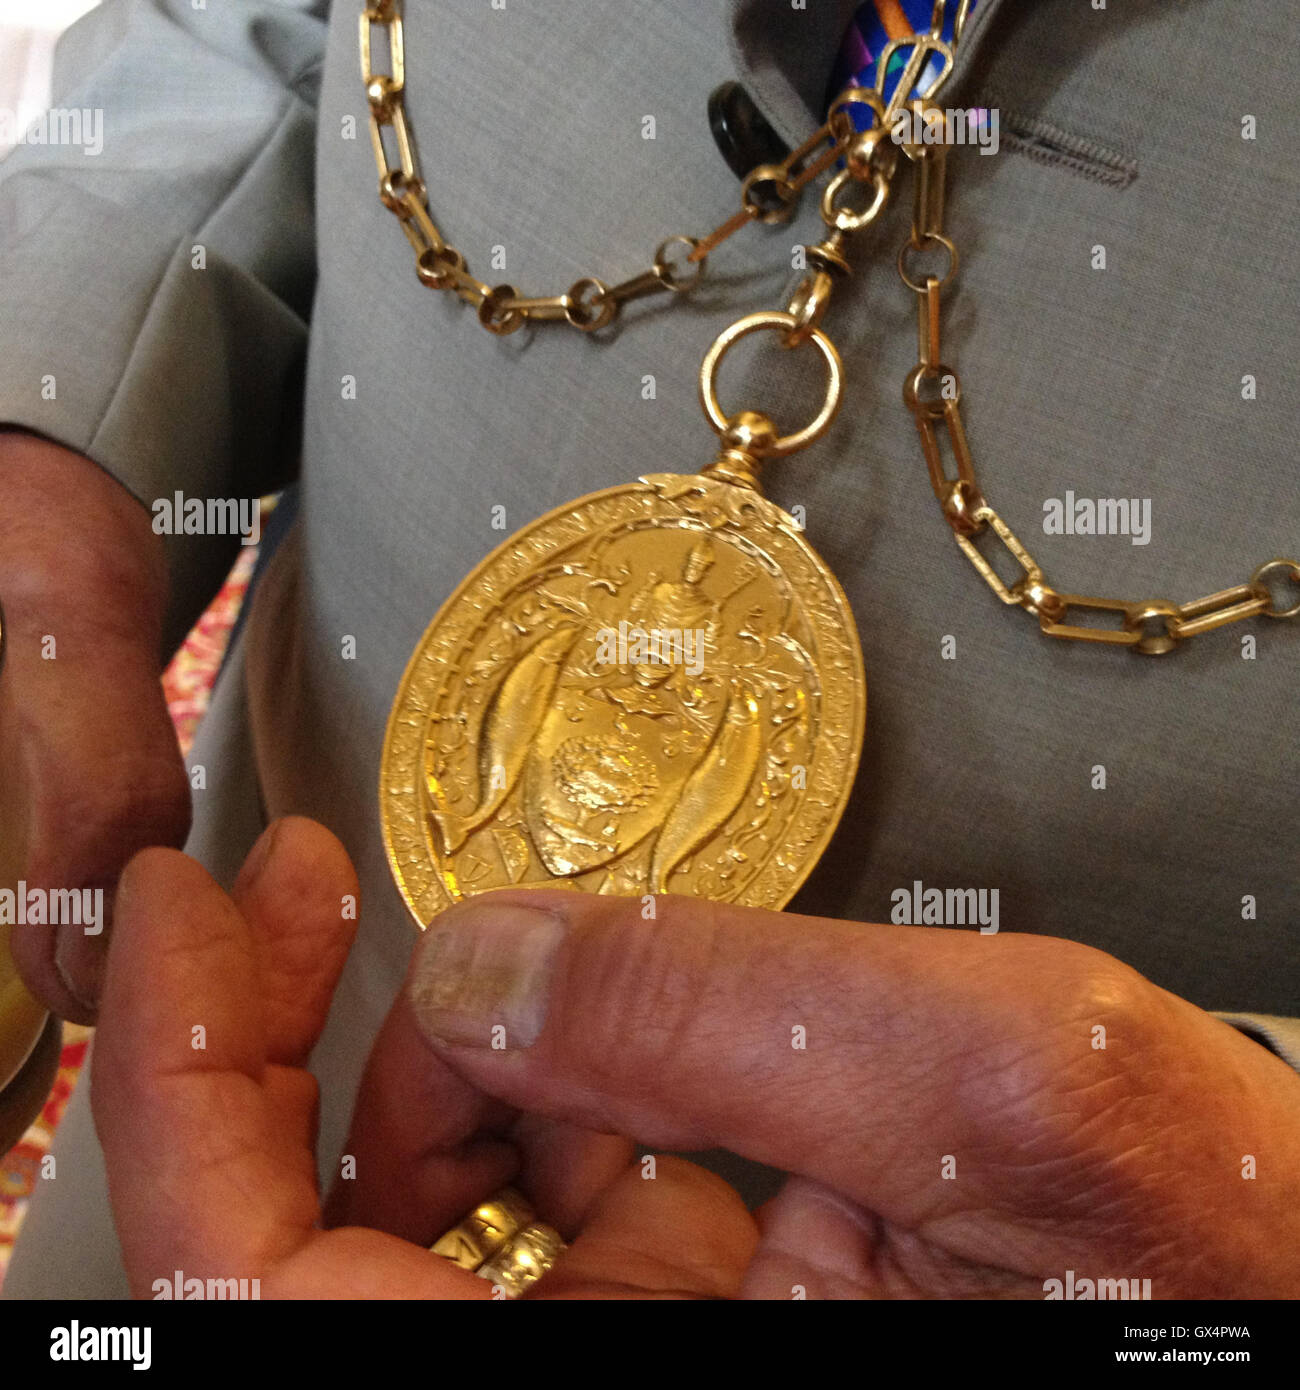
264;1226;495;1301
536;1154;757;1300
230;817;360;1067
91;847;323;1290
322;983;635;1244
739;1177;878;1301
738;1176;1036;1300
321;993;521;1244
399;890;1169;1231
509;1114;634;1238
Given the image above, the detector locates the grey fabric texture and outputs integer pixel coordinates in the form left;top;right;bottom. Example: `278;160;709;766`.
0;0;326;652
0;0;1296;1296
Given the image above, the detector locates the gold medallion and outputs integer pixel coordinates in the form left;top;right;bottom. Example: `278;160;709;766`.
381;315;867;925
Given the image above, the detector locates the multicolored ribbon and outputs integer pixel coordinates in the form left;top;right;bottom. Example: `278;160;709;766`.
827;0;980;120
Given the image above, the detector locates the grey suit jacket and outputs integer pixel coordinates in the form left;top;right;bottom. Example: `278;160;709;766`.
1;0;1296;1296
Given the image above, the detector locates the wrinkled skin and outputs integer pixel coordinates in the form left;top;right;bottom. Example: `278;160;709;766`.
92;818;1300;1300
0;430;189;1023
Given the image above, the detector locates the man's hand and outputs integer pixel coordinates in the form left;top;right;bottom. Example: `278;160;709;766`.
407;888;1300;1298
92;818;1300;1299
0;429;190;1021
92;819;752;1299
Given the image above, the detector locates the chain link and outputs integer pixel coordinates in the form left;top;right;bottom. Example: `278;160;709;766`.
361;2;944;332
361;1;1295;653
699;30;965;463
360;0;874;331
897;106;1300;654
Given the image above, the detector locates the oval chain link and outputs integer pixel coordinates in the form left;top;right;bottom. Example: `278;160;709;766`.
896;104;1300;653
360;0;875;331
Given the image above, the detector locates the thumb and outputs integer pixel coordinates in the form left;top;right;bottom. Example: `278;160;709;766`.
400;889;1208;1233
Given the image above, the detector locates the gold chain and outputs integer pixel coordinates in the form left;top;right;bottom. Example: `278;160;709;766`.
360;0;1298;654
360;0;874;332
896;105;1300;654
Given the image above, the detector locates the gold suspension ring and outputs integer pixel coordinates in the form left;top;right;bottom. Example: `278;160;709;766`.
699;312;844;458
1251;558;1300;619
